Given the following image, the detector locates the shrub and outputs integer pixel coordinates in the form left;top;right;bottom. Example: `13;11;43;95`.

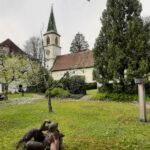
45;88;70;98
92;92;138;102
62;76;86;95
85;82;97;90
145;82;150;95
98;81;138;94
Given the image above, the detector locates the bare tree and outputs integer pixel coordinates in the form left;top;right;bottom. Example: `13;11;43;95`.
143;16;150;25
24;36;43;64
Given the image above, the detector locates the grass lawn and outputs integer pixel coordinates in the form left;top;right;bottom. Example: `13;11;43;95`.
0;99;150;150
87;89;97;95
8;93;35;99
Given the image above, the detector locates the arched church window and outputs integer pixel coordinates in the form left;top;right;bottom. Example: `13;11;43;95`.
47;36;50;45
55;37;58;45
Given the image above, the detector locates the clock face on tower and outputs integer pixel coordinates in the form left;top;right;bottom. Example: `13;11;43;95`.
46;50;50;55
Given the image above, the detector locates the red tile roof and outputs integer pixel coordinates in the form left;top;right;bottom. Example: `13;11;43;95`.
51;50;94;72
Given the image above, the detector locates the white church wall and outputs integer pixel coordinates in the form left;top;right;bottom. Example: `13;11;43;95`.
51;67;95;83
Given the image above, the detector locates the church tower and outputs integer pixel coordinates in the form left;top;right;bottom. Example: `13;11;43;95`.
43;6;61;70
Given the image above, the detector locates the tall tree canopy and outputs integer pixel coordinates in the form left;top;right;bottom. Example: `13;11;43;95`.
94;0;150;93
70;32;89;53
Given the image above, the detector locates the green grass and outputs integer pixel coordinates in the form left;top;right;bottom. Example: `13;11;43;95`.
8;93;35;99
86;89;97;95
1;99;150;149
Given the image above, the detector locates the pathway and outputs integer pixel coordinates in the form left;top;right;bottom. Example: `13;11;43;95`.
0;94;45;105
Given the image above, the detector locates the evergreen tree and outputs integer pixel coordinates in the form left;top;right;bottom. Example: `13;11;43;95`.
94;0;150;93
70;33;89;53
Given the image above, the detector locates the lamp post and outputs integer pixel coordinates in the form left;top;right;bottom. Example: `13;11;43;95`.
135;78;147;122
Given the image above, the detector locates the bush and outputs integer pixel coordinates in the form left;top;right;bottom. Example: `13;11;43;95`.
92;92;138;102
145;82;150;95
45;88;70;98
62;76;86;95
85;82;97;90
98;81;138;94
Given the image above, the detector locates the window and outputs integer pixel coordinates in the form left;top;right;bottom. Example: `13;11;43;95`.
47;36;50;45
55;37;58;45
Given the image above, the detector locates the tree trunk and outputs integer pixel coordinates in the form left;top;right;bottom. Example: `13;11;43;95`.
4;84;8;100
48;91;52;112
21;90;24;97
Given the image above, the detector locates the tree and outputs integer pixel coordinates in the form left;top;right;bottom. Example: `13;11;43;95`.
24;36;43;64
70;32;89;53
94;0;150;93
0;51;42;100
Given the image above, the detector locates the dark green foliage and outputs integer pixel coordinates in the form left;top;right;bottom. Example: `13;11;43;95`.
85;82;97;90
62;76;86;94
27;67;53;93
94;0;150;93
45;88;70;98
144;82;150;95
93;91;150;102
70;33;89;53
92;92;138;101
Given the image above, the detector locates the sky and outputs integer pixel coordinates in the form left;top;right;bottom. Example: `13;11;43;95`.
0;0;150;54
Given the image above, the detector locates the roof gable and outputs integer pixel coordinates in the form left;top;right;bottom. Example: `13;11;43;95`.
0;39;26;55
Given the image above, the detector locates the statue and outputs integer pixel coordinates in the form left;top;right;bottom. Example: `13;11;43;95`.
16;120;64;150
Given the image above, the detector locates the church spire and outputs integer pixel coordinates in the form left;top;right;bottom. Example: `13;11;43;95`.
47;6;57;33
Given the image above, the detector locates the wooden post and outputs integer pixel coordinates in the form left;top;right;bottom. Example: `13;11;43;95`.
135;79;147;122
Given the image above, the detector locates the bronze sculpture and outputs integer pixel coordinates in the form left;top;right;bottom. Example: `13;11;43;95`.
16;120;64;150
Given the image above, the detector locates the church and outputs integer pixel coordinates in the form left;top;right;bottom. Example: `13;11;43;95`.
43;7;95;83
0;6;95;94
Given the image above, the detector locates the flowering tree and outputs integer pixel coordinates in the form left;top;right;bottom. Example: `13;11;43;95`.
0;53;40;100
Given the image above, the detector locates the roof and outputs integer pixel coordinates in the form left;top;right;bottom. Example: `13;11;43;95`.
51;50;94;72
47;6;57;33
0;39;26;55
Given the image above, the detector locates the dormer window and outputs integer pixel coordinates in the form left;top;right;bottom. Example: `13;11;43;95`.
47;36;50;45
55;37;58;45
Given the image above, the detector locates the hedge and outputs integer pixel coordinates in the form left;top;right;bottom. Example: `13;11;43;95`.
62;75;86;94
92;92;139;102
85;82;97;90
45;88;70;98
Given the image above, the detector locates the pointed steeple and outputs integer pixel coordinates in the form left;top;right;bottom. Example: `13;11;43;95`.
47;6;57;33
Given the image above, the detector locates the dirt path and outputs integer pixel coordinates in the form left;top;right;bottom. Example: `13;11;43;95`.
0;94;45;105
80;95;93;100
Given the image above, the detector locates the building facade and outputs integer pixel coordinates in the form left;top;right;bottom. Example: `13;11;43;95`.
44;7;95;83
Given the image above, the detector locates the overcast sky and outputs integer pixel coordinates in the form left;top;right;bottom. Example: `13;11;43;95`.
0;0;150;54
